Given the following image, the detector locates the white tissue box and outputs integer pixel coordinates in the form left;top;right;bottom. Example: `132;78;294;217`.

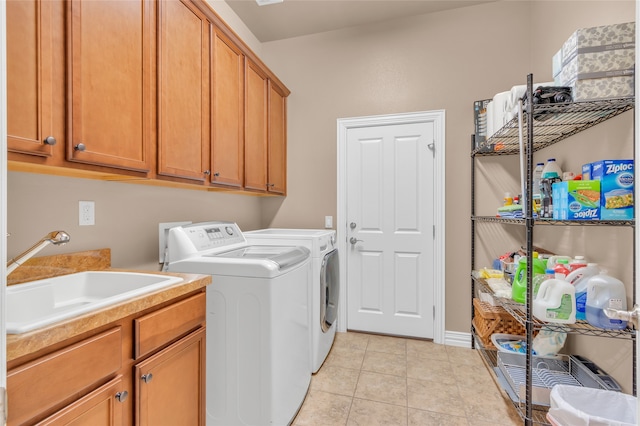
552;49;563;78
561;22;635;67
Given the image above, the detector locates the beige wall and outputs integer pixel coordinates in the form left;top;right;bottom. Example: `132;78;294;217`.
257;0;635;390
6;0;636;388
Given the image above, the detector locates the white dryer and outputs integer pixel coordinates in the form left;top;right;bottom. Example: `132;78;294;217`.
245;228;339;373
165;222;311;426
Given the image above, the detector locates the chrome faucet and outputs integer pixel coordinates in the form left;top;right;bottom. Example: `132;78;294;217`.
6;231;71;275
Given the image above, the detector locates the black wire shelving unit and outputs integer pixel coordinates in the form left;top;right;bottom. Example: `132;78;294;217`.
470;74;636;426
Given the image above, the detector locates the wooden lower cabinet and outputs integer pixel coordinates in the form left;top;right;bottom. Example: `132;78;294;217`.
37;377;126;426
6;291;206;426
135;328;206;426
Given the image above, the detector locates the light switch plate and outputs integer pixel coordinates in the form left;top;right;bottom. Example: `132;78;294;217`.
159;221;192;263
325;216;333;228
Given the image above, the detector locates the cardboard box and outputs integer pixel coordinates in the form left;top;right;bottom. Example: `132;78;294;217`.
556;74;634;101
590;159;634;220
555;22;635;101
561;22;635;66
552;180;600;221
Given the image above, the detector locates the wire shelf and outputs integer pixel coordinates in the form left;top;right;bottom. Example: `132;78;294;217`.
473;276;637;339
472;216;634;227
471;97;634;157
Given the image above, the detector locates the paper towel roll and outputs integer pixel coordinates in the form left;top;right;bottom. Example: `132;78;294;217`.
492;91;511;132
486;101;494;138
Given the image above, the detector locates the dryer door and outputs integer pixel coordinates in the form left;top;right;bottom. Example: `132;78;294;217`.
320;249;340;332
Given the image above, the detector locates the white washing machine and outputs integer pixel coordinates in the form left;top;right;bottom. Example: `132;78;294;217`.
165;222;311;426
245;228;339;373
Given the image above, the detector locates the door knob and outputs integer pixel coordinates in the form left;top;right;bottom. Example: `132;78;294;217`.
349;237;363;245
604;304;640;328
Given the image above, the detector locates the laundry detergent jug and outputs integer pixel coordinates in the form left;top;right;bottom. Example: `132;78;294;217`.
533;279;576;324
566;263;600;321
586;274;628;330
511;253;546;303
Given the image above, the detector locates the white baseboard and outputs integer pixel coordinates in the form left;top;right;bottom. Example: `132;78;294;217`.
444;330;472;348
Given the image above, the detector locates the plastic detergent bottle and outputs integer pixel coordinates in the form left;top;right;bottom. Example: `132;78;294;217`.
533;278;576;324
532;162;545;197
569;255;587;272
553;259;571;280
542;158;563;179
546;255;572;271
585;274;628;330
532;268;555;299
512;252;546;303
566;263;600;321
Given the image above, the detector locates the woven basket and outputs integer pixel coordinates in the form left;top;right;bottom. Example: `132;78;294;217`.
473;298;528;348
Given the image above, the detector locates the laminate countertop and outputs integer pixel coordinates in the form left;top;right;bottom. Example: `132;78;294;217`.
6;248;211;362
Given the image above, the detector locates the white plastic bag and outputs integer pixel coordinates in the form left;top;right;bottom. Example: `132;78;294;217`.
548;385;637;426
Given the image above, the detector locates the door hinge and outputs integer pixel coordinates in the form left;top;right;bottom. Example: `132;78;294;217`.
433;305;436;319
433;225;435;239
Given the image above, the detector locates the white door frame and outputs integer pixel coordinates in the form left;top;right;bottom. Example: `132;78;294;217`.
337;110;446;345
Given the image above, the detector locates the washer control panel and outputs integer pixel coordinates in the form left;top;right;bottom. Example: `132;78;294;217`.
185;222;244;250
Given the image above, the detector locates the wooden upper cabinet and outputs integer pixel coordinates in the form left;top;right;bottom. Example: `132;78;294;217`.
211;29;245;188
157;0;210;182
268;82;287;195
244;59;269;192
67;0;154;172
7;0;55;157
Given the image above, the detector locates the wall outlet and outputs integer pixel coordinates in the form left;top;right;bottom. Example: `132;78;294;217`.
325;215;333;228
79;201;95;226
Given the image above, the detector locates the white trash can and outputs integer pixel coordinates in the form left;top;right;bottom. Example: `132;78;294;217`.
547;385;637;426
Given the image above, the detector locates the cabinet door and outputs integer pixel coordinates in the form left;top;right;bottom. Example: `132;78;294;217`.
211;29;244;188
7;0;55;157
244;59;268;192
36;376;126;426
67;0;154;172
268;82;287;195
135;328;205;426
157;0;210;182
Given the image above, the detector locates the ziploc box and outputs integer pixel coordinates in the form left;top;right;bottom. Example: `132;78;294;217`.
590;159;634;220
552;180;600;221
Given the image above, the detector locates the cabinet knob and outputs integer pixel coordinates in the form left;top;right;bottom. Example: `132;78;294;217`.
74;143;86;152
203;170;210;176
266;183;275;187
141;373;153;383
115;391;128;402
43;136;57;146
213;172;220;177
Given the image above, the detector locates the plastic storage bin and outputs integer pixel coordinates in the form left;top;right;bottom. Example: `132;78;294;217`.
547;384;637;426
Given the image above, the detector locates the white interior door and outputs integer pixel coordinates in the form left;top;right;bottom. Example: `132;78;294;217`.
345;119;436;338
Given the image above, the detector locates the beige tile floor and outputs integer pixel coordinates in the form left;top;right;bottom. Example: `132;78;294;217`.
292;331;523;426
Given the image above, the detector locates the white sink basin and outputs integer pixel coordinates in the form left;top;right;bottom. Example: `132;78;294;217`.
6;271;184;334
